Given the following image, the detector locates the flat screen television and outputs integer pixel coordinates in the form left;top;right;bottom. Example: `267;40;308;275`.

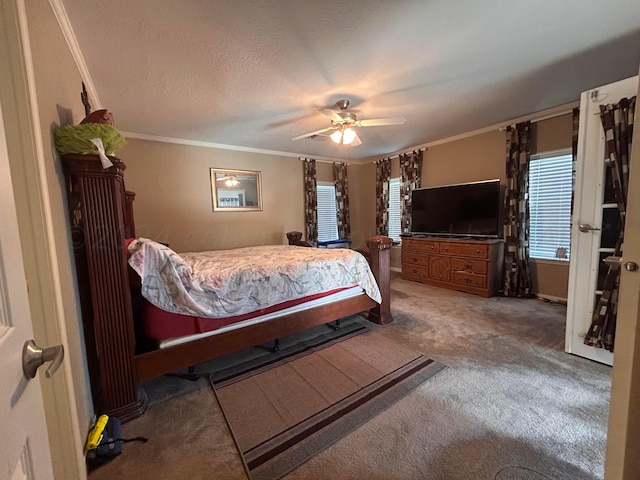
410;179;503;238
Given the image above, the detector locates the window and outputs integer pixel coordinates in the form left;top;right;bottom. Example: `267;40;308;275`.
316;183;339;242
388;178;401;242
528;149;573;261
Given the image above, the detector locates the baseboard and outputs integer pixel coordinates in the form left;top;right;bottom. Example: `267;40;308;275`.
391;266;402;273
535;294;567;305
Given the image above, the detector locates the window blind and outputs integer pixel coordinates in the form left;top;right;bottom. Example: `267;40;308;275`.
529;151;573;261
388;178;401;242
317;184;339;242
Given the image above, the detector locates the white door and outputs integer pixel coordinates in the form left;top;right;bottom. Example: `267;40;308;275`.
604;66;640;480
566;75;639;365
0;106;54;478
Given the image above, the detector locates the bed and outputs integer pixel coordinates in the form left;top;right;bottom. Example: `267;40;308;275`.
61;153;393;421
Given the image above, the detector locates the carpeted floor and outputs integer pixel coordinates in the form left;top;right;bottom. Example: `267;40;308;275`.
89;273;611;480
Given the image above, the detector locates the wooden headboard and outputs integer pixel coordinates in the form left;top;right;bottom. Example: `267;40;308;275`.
62;153;147;419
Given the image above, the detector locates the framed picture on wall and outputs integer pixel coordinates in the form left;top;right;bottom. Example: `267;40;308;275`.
210;168;263;212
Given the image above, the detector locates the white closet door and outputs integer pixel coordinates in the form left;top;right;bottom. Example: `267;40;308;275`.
566;75;638;365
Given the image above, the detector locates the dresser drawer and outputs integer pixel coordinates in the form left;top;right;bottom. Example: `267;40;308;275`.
428;256;450;282
402;253;428;266
452;271;487;288
440;242;488;259
403;265;428;277
451;258;487;275
403;239;439;254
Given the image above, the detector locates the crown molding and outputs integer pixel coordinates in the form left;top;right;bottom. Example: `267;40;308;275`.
365;100;580;162
49;0;101;109
120;131;353;164
124;98;576;166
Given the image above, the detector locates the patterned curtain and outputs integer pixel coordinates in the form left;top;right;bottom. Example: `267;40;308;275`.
302;158;318;246
503;121;533;298
333;162;351;239
571;107;579;214
399;150;423;234
375;158;391;235
584;96;636;352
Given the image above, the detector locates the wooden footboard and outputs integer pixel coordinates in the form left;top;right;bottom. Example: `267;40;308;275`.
135;294;377;381
62;154;393;421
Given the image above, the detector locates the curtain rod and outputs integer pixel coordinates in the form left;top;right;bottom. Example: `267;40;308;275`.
298;157;350;165
382;147;427;161
498;106;578;131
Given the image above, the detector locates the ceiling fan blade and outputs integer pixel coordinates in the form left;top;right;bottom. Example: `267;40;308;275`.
319;108;345;123
350;131;362;146
292;126;335;141
356;116;406;127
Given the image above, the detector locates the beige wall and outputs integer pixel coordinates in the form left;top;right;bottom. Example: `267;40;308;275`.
423;129;506;186
1;0;93;477
533;112;573;154
349;162;377;249
119;139;304;252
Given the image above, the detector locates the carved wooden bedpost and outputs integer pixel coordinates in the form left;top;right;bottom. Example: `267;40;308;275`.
125;191;136;238
285;231;312;247
62;153;147;421
365;236;394;325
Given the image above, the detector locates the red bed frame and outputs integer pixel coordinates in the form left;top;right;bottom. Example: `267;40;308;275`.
62;154;393;421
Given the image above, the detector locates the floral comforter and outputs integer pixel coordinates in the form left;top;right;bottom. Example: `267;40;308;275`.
127;238;381;318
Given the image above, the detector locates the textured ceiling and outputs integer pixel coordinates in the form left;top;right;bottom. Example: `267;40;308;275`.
61;0;640;161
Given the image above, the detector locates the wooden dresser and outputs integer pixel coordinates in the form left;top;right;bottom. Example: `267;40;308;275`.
401;237;504;297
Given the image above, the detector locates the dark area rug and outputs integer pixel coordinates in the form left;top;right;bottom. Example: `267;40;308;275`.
210;318;445;480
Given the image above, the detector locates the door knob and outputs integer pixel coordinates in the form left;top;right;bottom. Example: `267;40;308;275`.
22;340;64;379
579;224;601;233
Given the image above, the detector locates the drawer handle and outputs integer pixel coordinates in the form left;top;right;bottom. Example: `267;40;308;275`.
412;269;418;274
465;278;472;284
465;264;472;270
476;249;480;253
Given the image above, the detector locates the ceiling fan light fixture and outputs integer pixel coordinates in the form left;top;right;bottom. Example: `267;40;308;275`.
342;127;356;145
293;99;404;145
225;176;239;187
330;127;356;145
330;129;343;144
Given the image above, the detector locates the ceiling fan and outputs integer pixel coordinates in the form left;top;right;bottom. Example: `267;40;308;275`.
292;99;406;146
215;173;240;187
